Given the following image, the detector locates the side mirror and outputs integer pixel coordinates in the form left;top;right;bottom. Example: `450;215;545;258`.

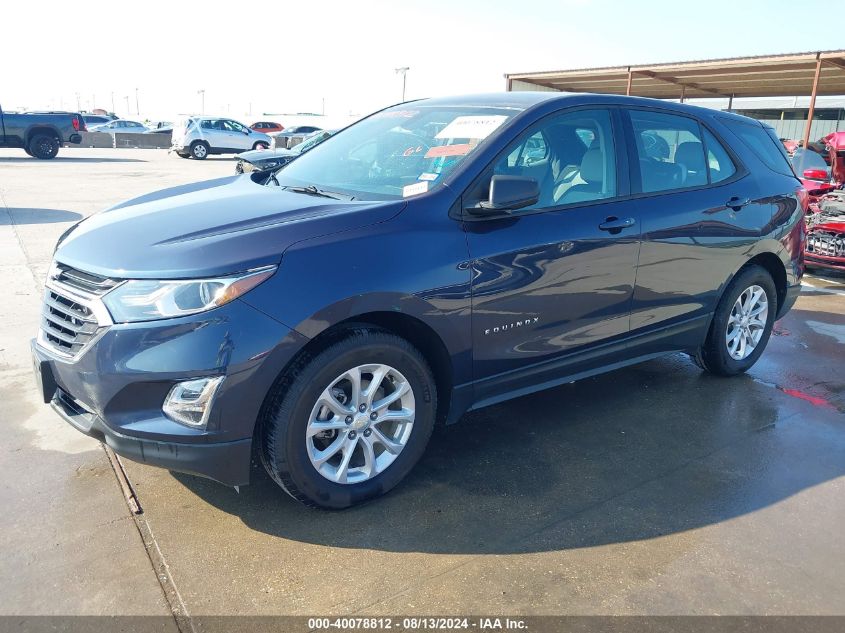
803;168;828;181
469;175;540;215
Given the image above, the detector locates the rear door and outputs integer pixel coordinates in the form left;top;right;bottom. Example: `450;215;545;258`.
200;119;226;149
623;108;762;350
463;107;641;395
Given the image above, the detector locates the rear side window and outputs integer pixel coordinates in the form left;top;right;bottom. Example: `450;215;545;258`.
720;118;794;177
629;111;708;192
702;128;736;183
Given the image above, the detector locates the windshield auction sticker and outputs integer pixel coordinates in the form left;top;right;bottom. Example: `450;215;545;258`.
435;115;508;140
402;181;429;197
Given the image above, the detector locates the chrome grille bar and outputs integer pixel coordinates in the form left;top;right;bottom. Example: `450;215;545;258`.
37;264;120;360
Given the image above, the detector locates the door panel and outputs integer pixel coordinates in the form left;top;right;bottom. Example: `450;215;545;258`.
467;199;640;380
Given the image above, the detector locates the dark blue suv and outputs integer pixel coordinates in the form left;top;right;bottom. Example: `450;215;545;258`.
32;93;806;508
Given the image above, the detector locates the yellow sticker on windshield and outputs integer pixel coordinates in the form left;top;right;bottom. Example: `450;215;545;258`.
436;115;508;140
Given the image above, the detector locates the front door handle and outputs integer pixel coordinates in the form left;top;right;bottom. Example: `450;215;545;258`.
726;196;751;210
599;216;636;233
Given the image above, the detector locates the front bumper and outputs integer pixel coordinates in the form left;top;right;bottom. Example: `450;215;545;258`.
805;252;845;271
48;382;252;485
32;299;308;486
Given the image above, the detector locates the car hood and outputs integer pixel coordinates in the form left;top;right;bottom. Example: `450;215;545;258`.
237;147;296;162
55;175;405;279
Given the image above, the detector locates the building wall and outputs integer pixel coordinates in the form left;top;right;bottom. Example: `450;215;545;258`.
740;115;842;141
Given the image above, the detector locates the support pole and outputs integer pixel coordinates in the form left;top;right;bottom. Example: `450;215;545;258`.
727;94;733;112
803;54;822;149
680;85;686;103
626;67;632;96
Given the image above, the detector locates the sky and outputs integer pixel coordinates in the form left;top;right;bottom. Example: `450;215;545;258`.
2;0;842;124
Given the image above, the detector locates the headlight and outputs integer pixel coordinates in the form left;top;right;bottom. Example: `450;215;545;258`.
103;266;276;323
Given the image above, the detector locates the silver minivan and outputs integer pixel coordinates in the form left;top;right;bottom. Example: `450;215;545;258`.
171;117;272;159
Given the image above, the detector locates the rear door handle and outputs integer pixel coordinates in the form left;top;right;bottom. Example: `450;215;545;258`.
599;217;636;232
726;196;751;210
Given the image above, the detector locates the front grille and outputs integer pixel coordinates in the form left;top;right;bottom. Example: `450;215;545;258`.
38;264;120;359
53;264;120;296
807;231;845;258
41;289;100;357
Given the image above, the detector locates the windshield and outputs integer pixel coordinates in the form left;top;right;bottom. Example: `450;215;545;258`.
275;105;520;200
295;130;333;154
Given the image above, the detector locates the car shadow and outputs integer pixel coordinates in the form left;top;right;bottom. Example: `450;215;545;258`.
0;157;146;163
172;354;845;555
0;208;83;225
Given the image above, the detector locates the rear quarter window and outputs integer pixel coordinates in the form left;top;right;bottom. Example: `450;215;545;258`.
719;118;794;177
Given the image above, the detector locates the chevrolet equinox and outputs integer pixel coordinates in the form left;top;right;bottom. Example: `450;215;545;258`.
33;93;806;508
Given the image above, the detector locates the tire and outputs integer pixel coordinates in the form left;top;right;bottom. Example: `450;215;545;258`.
252;141;269;150
260;328;437;509
28;134;60;159
24;146;34;157
190;141;209;160
692;264;777;376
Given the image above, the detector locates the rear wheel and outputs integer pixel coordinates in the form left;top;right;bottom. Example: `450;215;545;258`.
28;134;60;159
252;141;269;150
190;141;209;160
260;329;436;509
692;264;777;376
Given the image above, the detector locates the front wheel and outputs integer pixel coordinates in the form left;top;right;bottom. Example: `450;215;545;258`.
692;264;777;376
260;329;436;509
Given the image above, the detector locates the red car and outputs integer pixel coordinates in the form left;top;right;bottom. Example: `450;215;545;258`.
250;121;284;134
804;132;845;271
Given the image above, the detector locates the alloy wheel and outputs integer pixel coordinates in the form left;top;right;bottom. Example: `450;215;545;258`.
725;284;768;360
306;363;415;484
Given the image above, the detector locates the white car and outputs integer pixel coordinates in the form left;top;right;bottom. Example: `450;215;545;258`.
89;119;150;133
171;117;272;160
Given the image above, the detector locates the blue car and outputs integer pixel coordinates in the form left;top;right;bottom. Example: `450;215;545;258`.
33;92;805;508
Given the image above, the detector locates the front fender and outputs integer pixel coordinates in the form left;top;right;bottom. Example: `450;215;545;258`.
241;206;473;386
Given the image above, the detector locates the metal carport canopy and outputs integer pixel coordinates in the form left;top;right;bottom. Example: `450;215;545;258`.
505;50;845;99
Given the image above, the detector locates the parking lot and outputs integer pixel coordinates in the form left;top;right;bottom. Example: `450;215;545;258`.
2;148;845;618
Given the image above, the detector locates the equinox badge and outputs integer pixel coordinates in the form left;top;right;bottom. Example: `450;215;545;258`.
484;317;539;335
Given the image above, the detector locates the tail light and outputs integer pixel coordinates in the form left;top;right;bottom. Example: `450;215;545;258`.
73;116;86;132
796;186;809;214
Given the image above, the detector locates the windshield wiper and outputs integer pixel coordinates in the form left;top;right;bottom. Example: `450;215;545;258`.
284;185;343;200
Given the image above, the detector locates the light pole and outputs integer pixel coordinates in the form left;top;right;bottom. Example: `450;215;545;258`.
75;92;81;111
111;92;115;113
124;95;130;114
197;89;205;114
395;67;410;102
135;88;139;116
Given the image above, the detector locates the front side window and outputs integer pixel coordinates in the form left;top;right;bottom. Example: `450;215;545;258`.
630;110;709;193
481;108;617;209
275;105;521;200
